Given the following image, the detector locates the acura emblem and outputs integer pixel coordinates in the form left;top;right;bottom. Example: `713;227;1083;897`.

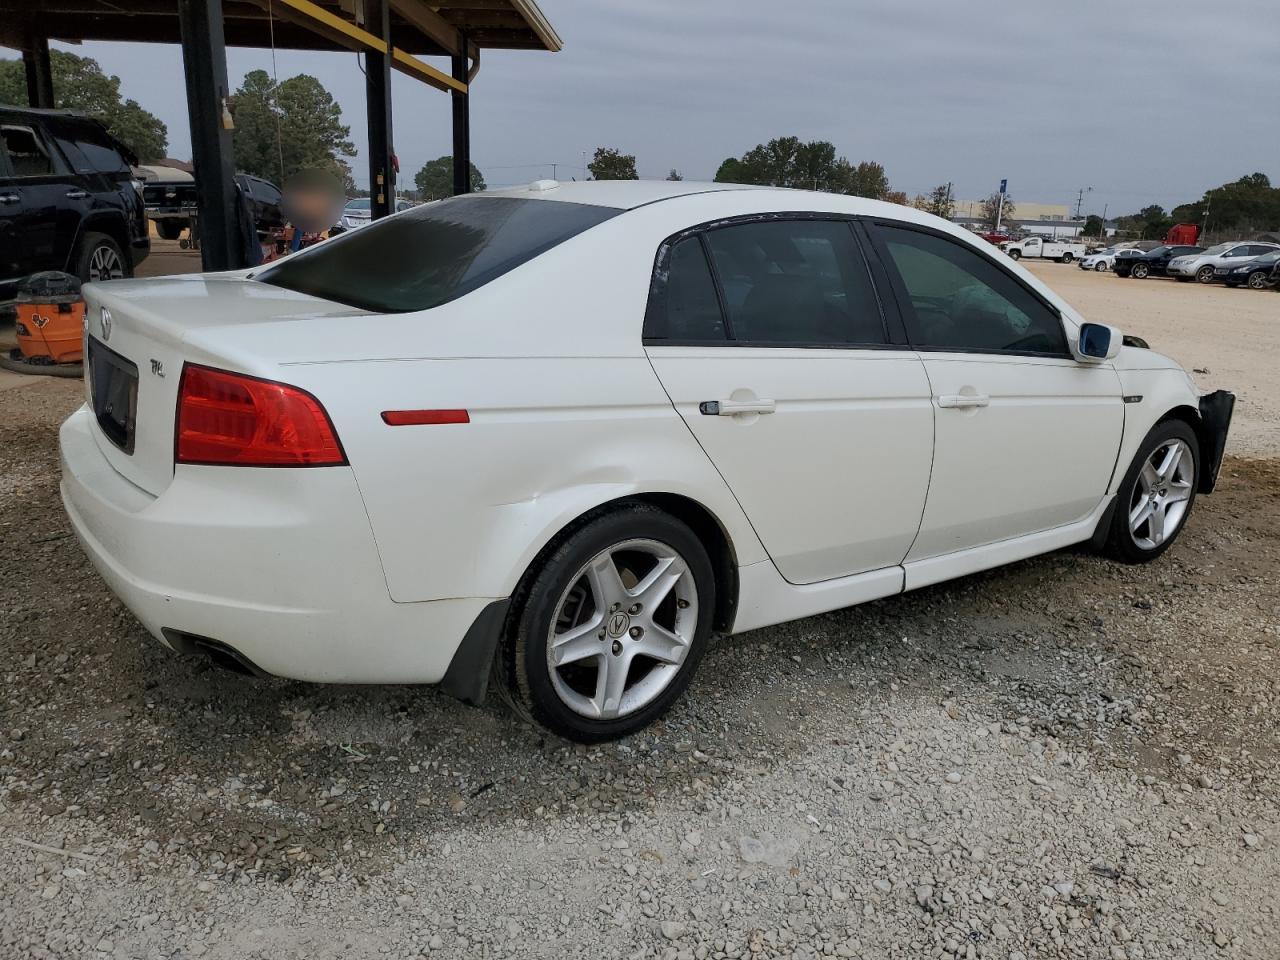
100;307;113;341
607;611;630;638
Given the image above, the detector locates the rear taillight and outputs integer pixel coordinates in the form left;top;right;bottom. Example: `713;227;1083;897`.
175;363;346;466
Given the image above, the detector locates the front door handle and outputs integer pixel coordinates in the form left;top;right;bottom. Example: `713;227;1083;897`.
0;194;18;204
65;189;90;200
937;394;990;409
700;398;776;416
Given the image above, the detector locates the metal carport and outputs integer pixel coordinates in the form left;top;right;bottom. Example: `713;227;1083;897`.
0;0;561;270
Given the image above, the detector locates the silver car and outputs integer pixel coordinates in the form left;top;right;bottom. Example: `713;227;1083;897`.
1166;241;1280;283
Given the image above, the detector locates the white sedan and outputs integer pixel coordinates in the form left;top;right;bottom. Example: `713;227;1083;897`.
1079;245;1135;272
61;180;1234;742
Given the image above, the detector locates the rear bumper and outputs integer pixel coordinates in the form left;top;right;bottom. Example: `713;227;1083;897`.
59;405;493;684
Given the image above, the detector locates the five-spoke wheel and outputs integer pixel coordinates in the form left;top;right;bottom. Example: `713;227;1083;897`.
499;503;715;742
1105;420;1200;563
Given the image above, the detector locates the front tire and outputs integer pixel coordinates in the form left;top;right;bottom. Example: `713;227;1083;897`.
1195;265;1215;283
1132;262;1150;279
76;232;129;283
501;504;715;742
1247;271;1268;290
156;220;186;241
1094;261;1107;272
1008;250;1021;260
1104;420;1199;564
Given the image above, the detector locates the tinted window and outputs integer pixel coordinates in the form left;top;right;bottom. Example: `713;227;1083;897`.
649;236;726;341
702;219;885;345
258;196;620;312
1;125;55;177
877;224;1067;355
75;138;130;175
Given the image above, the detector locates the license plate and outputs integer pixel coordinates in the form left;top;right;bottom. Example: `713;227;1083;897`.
88;337;138;455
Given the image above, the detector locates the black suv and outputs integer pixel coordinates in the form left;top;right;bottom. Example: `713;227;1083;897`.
0;106;149;298
1112;244;1203;279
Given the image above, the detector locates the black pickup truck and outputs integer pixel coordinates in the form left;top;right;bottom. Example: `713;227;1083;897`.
1113;244;1204;279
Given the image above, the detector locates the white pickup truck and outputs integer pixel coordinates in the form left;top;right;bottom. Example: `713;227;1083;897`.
1000;236;1088;263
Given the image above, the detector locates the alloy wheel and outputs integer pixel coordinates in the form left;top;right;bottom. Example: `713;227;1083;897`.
1196;266;1214;283
1133;264;1149;278
546;538;698;720
1128;439;1194;550
1248;271;1267;289
89;245;125;282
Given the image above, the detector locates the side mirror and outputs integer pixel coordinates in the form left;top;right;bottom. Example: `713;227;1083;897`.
1075;322;1122;362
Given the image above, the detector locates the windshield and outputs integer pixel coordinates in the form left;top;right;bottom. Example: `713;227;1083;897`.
1254;251;1280;263
1199;243;1231;256
346;198;371;211
258;196;621;312
1147;246;1169;256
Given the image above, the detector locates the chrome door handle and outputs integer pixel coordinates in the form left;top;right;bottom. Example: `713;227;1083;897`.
937;394;990;409
700;399;776;416
65;189;90;199
0;194;18;204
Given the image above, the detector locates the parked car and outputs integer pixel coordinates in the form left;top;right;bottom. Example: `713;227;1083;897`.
1166;241;1280;283
235;174;286;237
137;164;197;240
331;196;415;233
0;106;149;297
1000;236;1087;262
1214;249;1280;289
60;181;1233;742
1112;244;1204;279
1079;245;1134;272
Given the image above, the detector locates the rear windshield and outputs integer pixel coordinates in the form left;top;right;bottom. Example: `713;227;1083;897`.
258;196;620;312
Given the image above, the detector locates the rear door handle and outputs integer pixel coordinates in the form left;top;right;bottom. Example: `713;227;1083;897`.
65;189;90;200
700;399;776;416
937;394;990;409
0;194;18;204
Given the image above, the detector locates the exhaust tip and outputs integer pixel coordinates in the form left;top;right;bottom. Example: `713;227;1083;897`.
161;629;270;678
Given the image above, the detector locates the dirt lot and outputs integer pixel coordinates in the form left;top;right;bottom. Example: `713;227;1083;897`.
1;267;1278;959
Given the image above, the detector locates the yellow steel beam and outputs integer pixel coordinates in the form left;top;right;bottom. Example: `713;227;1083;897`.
255;0;387;53
391;46;467;93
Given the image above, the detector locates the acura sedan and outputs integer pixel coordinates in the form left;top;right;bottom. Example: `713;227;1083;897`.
61;181;1233;742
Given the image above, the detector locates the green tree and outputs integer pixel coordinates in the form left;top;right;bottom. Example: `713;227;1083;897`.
979;192;1015;230
1082;214;1104;237
1170;173;1280;234
666;168;683;181
230;70;354;188
413;155;486;198
0;50;167;160
713;136;892;199
922;183;955;218
588;147;638;180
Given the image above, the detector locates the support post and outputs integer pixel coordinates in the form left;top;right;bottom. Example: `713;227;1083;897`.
22;32;55;109
178;0;241;271
451;34;470;195
365;0;395;220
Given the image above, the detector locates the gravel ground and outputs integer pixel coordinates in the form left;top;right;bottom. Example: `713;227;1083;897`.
2;271;1278;959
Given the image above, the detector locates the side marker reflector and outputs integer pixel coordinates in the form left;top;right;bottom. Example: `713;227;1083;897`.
381;409;470;426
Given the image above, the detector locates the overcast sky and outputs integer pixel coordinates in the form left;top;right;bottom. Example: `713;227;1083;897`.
8;0;1278;216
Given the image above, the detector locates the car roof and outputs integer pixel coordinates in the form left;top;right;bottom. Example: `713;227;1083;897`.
483;179;766;210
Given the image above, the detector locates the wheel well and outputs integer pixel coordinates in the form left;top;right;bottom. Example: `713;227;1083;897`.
1157;404;1208;463
514;494;740;635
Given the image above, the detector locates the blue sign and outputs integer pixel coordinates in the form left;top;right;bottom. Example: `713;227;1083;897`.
999;179;1008;194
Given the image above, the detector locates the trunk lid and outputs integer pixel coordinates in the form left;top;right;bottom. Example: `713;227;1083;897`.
81;276;367;496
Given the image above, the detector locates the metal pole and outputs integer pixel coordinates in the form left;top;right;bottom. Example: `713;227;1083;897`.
178;0;241;271
22;32;54;109
451;33;471;195
364;0;394;219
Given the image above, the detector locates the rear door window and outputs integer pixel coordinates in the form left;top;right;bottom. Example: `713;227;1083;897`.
257;195;620;312
702;219;886;345
0;125;57;177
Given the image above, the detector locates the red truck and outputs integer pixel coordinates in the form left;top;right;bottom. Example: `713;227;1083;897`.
1165;223;1201;246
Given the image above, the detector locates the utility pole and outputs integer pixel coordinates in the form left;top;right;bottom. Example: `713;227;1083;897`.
1075;186;1093;220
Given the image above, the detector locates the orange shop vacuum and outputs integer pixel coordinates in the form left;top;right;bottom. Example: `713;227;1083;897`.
2;271;85;378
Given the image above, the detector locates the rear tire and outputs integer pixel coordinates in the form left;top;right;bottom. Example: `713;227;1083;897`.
1103;420;1199;564
76;232;129;283
156;220;186;241
1061;252;1074;263
499;503;715;742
